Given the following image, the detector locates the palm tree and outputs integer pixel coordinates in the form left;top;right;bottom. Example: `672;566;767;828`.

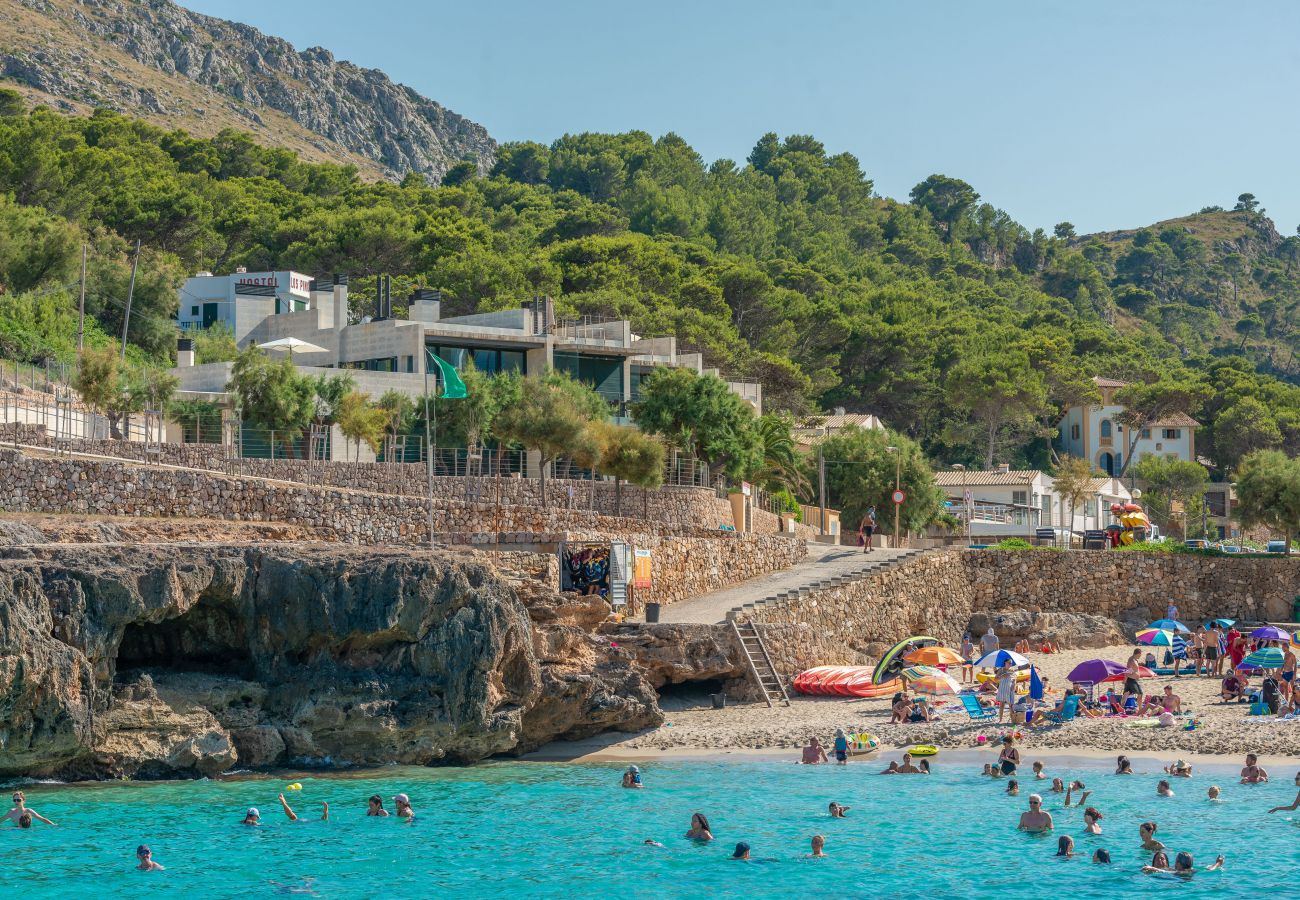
752;414;812;498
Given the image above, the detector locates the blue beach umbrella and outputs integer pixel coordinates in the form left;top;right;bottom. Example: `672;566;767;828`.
973;649;1030;669
1029;667;1045;701
1210;618;1236;628
1148;619;1191;633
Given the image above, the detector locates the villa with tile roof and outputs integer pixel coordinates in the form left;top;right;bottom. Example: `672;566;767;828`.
1055;376;1199;476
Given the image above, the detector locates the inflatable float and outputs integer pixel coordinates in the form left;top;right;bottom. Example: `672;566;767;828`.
908;745;938;756
1109;502;1150;546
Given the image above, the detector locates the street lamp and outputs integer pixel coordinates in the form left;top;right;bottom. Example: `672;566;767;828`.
886;446;901;549
952;463;970;547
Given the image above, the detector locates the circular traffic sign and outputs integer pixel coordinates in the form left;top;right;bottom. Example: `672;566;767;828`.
892;489;906;504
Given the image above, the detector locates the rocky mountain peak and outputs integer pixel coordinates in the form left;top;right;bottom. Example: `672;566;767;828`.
1;0;496;182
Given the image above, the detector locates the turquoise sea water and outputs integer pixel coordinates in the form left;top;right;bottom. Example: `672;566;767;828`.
1;755;1296;898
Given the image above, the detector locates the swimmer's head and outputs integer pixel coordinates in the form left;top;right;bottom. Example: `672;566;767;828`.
1056;835;1073;856
393;793;410;807
1141;821;1157;836
1084;807;1103;823
902;753;912;761
1152;850;1169;868
731;841;750;859
627;766;640;774
1093;849;1111;863
1294;772;1300;786
18;812;32;829
1051;778;1064;790
244;807;259;820
136;845;151;860
1246;753;1258;765
10;792;23;804
1174;851;1193;872
1027;793;1042;806
811;834;824;852
1208;786;1221;799
1032;761;1043;772
368;794;384;808
691;812;710;831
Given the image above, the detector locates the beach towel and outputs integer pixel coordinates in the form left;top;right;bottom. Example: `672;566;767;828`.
1171;634;1188;661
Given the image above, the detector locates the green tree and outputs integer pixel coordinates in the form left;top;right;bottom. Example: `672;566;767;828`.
944;348;1051;469
1234;449;1300;552
192;321;238;364
592;421;665;515
751;414;812;498
1113;379;1210;477
226;347;315;454
376;389;417;458
494;373;600;504
73;345;124;436
1051;454;1095;545
311;373;356;425
632;367;762;482
1132;454;1208;536
336;391;387;461
909;174;979;241
811;427;944;536
1053;222;1076;240
0;88;23;118
168;398;223;443
1212;396;1282;474
1235;193;1260;213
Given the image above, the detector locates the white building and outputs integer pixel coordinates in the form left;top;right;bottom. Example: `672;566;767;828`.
933;465;1132;540
1056;376;1199;476
179;270;315;343
793;409;887;450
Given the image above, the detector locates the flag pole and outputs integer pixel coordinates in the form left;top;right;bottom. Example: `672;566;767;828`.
424;350;438;551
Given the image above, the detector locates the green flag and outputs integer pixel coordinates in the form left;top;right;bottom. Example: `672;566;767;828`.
428;353;467;399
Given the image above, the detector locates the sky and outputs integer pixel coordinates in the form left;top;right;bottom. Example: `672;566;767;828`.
184;0;1300;235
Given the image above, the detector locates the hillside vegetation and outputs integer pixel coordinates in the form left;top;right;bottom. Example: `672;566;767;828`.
0;93;1297;477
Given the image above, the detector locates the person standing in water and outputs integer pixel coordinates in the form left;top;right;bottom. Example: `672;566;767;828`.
135;845;164;871
366;795;390;817
240;807;260;826
3;791;55;826
622;766;644;788
832;728;850;765
808;835;826;857
393;793;415;821
1017;795;1053;832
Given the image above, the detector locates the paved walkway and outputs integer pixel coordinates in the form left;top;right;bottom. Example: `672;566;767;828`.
656;542;921;624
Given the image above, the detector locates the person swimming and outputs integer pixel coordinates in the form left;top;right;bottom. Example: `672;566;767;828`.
828;802;850;818
1240;753;1269;784
1032;761;1046;780
279;793;327;822
1083;807;1103;834
366;795;389;817
731;842;750;860
3;791;55;827
981;763;995;777
1115;755;1133;775
1049;777;1065;793
1164;759;1193;777
1139;821;1165;851
1157;780;1175;797
1208;785;1222;801
809;835;826;858
1056;835;1074;858
1142;850;1172;873
879;761;899;775
1064;781;1092;807
801;737;828;764
1267;772;1300;814
643;839;664;847
685;812;714;841
1006;779;1020;796
241;807;261;826
622;766;643;788
393;794;415;821
1092;848;1111;864
135;845;164;871
1017;794;1053;832
1172;851;1224;874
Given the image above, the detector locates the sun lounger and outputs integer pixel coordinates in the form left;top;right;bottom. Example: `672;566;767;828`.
1041;694;1080;725
960;694;996;720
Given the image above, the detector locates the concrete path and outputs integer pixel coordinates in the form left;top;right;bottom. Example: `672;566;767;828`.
656;542;921;624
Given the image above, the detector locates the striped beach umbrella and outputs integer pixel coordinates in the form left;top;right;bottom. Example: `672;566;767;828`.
1243;647;1285;669
900;665;943;682
1148;619;1191;633
911;672;962;695
972;649;1030;669
1136;628;1175;646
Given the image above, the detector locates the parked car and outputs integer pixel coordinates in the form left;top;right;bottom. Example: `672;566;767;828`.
1220;545;1245;554
1267;540;1288;554
1185;539;1215;550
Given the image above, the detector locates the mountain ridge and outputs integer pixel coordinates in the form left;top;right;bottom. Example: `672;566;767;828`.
0;0;495;181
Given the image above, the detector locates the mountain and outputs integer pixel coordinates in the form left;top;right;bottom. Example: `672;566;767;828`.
1074;206;1300;376
0;0;495;181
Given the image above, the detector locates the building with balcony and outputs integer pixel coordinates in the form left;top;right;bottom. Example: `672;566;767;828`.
932;465;1133;540
1056;376;1199;476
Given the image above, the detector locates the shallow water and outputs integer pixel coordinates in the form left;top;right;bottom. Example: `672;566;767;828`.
1;756;1295;898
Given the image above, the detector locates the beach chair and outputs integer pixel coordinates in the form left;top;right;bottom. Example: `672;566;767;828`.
960;694;996;721
1042;694;1080;725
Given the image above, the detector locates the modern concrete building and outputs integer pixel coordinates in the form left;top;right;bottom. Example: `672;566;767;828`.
1056;376;1199;477
172;275;762;416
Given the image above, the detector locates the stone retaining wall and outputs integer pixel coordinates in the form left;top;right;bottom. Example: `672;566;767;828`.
965;549;1300;625
0;449;805;607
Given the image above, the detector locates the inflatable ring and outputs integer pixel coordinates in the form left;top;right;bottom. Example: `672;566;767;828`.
849;733;879;752
909;745;938;757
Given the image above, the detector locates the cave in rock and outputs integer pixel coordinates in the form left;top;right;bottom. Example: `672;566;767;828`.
115;598;254;679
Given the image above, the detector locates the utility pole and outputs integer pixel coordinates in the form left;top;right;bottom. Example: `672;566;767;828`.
817;445;826;538
120;240;141;362
77;244;87;352
887;445;901;549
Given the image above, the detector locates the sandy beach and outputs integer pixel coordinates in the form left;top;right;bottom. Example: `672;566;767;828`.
537;643;1300;763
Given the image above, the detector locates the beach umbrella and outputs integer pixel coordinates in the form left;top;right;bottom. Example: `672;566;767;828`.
1101;666;1155;682
911;672;962;695
1211;618;1236;628
1243;647;1286;669
1029;667;1045;701
1136;628;1175;646
903;646;964;667
1251;626;1293;642
900;665;943;682
973;649;1030;669
257;337;328;361
1067;659;1126;684
1147;619;1191;633
1236;660;1263;672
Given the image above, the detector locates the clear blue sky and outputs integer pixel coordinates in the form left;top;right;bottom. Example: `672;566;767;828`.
186;0;1300;235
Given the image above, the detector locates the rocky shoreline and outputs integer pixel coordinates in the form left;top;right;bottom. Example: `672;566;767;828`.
0;542;726;780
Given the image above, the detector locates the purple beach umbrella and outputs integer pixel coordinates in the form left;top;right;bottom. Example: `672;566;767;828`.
1251;626;1292;642
1067;659;1127;685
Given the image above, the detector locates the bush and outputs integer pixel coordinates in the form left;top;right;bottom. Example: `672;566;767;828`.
990;538;1035;550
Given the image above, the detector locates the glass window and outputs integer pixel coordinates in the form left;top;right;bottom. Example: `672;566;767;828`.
1012;490;1028;507
191;305;199;316
1100;419;1112;438
500;350;525;373
1070;423;1079;440
1163;428;1181;439
1140;428;1150;439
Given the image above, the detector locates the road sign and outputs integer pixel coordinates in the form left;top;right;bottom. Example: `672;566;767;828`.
892;489;906;505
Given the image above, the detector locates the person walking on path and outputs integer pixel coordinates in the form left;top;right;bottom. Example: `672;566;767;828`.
859;507;877;553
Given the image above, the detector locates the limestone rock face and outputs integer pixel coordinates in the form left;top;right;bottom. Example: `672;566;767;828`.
0;544;655;778
969;610;1127;650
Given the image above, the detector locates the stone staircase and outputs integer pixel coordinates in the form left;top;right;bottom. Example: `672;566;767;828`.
724;547;932;622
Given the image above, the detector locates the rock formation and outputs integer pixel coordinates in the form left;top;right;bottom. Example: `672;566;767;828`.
0;0;496;181
0;543;660;779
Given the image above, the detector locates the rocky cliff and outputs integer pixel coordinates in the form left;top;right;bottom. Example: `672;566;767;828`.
0;0;495;181
0;543;659;779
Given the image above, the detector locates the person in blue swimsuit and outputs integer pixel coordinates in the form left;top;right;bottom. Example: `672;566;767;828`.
832;728;849;764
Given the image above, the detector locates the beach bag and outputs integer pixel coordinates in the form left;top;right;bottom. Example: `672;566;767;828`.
857;531;865;546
